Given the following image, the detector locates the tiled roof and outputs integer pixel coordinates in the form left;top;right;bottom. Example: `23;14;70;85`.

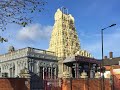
63;55;100;64
103;57;120;66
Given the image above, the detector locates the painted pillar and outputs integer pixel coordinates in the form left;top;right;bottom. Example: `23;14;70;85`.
43;67;44;79
63;64;65;72
17;63;18;76
31;60;34;72
37;63;39;75
12;67;13;77
75;63;79;78
69;67;72;77
27;62;29;71
15;61;18;77
48;67;50;79
51;67;53;79
54;68;56;79
1;65;3;77
38;66;40;76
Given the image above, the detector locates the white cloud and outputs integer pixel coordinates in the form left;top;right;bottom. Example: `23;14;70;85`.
17;24;53;42
0;24;53;54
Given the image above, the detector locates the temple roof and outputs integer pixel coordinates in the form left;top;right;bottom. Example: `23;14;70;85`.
63;55;100;64
63;56;75;63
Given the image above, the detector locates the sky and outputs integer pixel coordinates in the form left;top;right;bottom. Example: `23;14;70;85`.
0;0;120;59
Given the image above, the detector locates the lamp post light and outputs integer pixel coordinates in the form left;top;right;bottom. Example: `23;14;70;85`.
101;24;116;90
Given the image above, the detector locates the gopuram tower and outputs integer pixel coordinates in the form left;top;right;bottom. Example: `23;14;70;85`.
48;7;91;59
48;8;80;58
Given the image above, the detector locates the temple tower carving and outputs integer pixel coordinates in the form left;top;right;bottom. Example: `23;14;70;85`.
48;8;80;58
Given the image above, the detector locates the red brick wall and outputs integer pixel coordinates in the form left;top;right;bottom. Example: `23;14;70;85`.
0;78;30;90
113;75;120;90
62;78;111;90
0;78;112;90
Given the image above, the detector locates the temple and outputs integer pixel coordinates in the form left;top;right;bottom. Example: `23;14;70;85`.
48;7;94;77
0;8;98;79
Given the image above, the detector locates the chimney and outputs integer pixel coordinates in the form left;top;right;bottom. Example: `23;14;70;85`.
104;56;107;59
109;52;113;59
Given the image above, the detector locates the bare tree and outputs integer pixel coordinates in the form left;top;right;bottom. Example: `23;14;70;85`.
0;0;47;31
0;36;8;43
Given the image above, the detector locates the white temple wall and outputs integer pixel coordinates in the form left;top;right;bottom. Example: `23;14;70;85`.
0;57;29;77
0;47;58;78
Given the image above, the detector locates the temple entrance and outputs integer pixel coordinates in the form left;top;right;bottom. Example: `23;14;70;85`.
63;55;101;78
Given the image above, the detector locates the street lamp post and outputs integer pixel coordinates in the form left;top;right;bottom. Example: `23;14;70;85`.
101;24;116;90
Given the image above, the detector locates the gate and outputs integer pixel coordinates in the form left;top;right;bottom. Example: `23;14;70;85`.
30;74;44;90
44;78;62;90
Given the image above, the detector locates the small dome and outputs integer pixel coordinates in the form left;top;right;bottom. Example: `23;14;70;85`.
8;46;15;52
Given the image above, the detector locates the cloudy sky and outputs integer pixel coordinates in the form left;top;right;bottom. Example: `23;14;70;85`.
0;0;120;59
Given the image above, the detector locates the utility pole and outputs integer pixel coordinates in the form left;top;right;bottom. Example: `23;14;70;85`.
101;24;116;90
